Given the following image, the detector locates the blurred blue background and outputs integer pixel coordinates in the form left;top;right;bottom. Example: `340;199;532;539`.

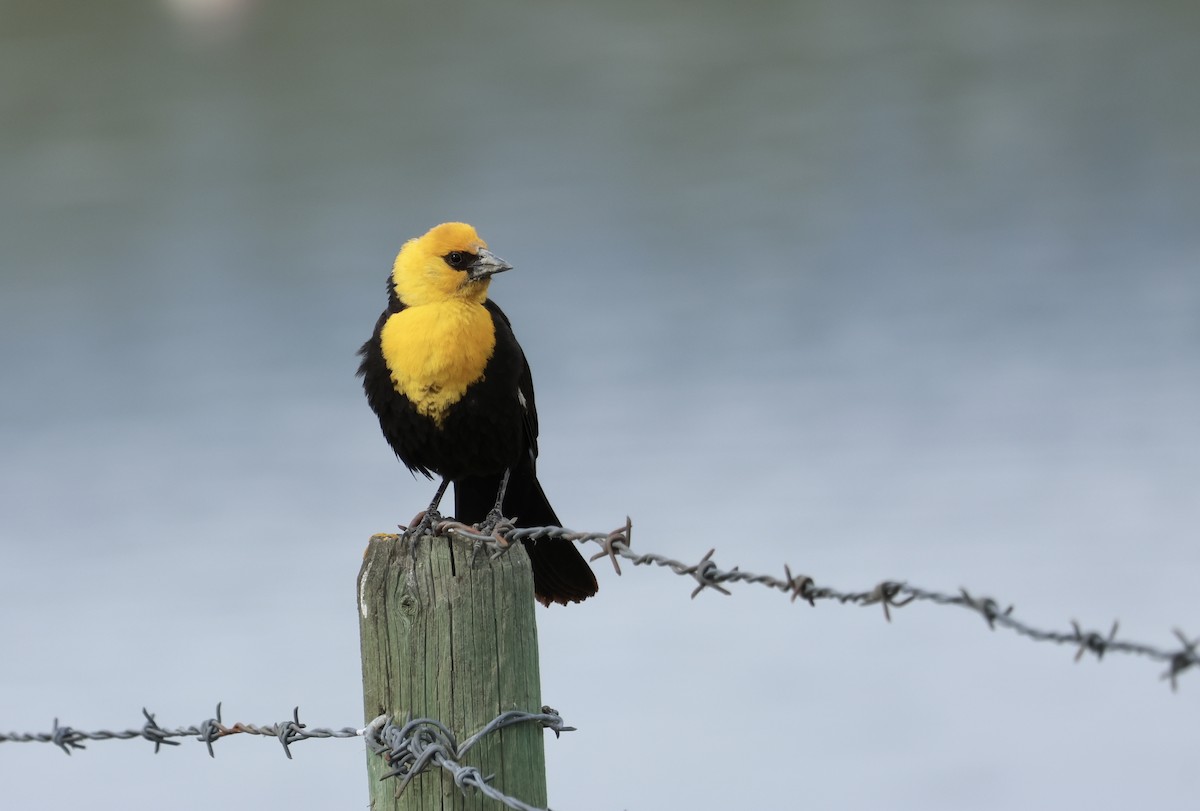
2;1;1198;808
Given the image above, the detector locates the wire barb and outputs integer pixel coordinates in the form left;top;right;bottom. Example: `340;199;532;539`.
140;708;180;753
862;581;916;622
51;718;84;755
1071;620;1120;662
1161;629;1198;692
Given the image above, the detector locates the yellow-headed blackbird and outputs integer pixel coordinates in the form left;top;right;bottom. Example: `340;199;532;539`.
357;222;599;606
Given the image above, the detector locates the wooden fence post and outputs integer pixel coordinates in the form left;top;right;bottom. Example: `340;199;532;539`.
357;533;547;810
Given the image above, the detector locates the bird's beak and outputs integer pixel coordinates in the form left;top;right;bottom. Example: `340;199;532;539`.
467;249;513;281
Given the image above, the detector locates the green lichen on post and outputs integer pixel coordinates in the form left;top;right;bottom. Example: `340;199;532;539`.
358;533;547;810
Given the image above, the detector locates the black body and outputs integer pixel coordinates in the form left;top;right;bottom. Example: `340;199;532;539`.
357;291;598;605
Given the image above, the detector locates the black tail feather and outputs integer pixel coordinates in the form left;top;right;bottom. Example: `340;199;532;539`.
454;463;598;606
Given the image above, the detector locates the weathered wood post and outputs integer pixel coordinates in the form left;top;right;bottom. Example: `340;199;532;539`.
358;533;547;810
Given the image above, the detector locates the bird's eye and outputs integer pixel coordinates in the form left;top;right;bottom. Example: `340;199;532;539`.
445;251;469;269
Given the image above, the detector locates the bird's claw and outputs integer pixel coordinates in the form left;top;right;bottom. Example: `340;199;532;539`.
402;509;444;543
475;508;513;538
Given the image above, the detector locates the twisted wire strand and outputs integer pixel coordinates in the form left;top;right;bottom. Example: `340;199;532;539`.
364;708;572;811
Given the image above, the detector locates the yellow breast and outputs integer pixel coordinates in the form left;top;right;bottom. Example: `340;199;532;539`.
379;301;496;426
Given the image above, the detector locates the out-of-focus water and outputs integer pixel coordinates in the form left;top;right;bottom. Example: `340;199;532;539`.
2;1;1198;809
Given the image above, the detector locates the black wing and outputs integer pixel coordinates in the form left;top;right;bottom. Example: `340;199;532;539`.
485;299;540;465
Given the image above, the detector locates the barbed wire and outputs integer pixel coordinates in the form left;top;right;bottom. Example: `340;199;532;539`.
0;704;360;757
4;523;1192;811
433;518;1199;690
1;703;569;811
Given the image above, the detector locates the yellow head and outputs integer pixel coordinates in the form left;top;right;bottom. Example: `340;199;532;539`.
390;222;513;307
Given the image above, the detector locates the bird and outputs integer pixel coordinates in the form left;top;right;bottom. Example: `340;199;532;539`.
357;222;599;606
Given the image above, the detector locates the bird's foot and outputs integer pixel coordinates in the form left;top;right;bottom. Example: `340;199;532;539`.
401;508;445;545
468;509;515;562
474;507;514;539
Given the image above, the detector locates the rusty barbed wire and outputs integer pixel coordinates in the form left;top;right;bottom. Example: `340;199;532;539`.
433;518;1199;689
365;707;572;811
2;704;566;811
0;704;360;757
1;703;569;811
